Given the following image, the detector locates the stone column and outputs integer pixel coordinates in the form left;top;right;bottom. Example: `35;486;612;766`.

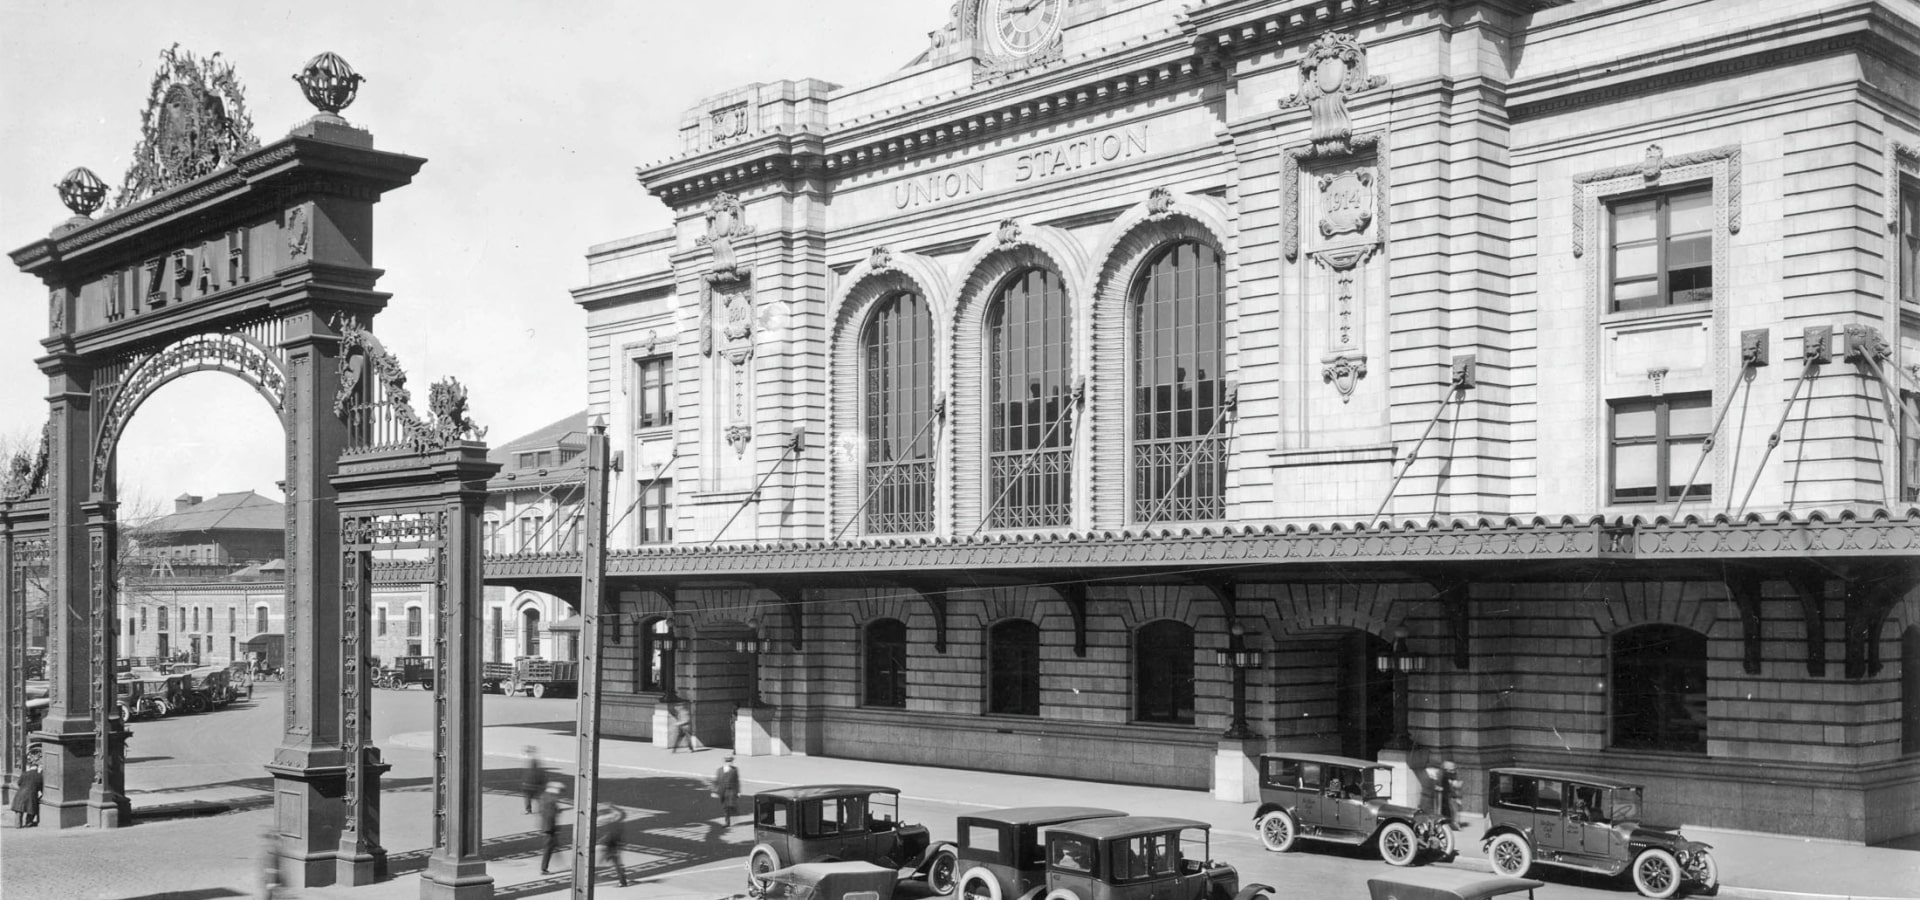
421;446;494;900
1;504;18;808
36;364;99;830
83;498;128;826
267;310;349;886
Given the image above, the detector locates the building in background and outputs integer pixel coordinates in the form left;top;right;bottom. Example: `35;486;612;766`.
532;0;1920;844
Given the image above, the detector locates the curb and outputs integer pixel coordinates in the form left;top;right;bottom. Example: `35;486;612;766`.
1447;850;1915;900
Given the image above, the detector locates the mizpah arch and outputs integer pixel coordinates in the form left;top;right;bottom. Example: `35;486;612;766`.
3;49;497;898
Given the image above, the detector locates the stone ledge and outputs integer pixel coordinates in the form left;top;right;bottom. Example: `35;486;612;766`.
1268;443;1396;468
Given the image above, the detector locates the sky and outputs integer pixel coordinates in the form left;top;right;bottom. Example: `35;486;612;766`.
0;0;949;510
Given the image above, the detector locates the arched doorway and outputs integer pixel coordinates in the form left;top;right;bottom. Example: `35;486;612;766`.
1268;627;1393;759
688;621;754;750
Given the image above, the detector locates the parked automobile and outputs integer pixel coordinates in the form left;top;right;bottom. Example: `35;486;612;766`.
374;655;435;690
1039;816;1271;900
1366;875;1546;900
921;806;1125;899
748;785;936;888
1482;767;1717;898
751;861;899;900
1252;752;1455;866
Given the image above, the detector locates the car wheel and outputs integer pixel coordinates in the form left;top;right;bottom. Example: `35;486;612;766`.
1431;823;1456;861
960;868;1002;900
746;844;781;889
1379;821;1418;867
1487;833;1532;878
926;849;959;896
116;701;131;722
1633;848;1681;899
1256;810;1298;852
1042;890;1081;900
1688;850;1718;891
532;683;548;699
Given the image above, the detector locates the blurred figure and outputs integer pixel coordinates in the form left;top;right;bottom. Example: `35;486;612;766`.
258;833;283;900
669;702;694;753
10;760;41;827
597;804;630;887
712;755;741;827
537;780;566;875
1439;760;1464;829
522;745;545;814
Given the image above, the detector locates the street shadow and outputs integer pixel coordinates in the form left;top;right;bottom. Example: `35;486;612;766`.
125;756;173;765
484;718;578;735
111;889;246;900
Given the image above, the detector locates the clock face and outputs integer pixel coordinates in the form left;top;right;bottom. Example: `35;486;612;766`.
983;0;1064;59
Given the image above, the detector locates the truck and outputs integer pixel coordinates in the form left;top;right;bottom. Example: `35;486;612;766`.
497;658;578;698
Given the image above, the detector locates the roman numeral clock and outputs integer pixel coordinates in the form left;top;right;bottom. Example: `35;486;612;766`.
973;0;1066;77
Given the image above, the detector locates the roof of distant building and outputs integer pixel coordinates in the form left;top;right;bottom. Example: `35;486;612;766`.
488;411;590;492
137;490;284;536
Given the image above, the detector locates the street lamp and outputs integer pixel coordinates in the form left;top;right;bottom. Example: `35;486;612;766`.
735;619;770;708
1216;623;1263;739
1377;626;1424;751
653;619;681;703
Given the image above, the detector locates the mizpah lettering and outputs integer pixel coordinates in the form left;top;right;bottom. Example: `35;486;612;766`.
893;165;987;210
1015;127;1147;183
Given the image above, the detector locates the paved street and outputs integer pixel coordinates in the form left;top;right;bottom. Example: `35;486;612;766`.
2;682;1916;900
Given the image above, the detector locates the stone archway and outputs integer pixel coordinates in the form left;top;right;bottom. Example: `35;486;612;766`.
9;49;495;899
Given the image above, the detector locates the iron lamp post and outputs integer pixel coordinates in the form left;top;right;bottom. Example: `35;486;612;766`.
1377;626;1425;751
1215;623;1263;739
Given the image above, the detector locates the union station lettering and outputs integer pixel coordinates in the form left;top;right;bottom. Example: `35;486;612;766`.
891;126;1148;209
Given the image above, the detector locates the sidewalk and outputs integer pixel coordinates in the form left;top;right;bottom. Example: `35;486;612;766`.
412;728;1920;900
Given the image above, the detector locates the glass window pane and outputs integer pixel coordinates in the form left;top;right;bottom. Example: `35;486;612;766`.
1668;190;1714;236
1668;439;1709;498
1613;200;1657;243
1614;243;1658;279
1614;405;1657;439
1667;234;1711;269
1614;279;1659;311
1668;397;1714;436
1614;444;1658;498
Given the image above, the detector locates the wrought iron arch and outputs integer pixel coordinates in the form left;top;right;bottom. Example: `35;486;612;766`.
90;331;288;493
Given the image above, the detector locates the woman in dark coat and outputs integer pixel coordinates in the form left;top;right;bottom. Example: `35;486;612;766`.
12;762;43;827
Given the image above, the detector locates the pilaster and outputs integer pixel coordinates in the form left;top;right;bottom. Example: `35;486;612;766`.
37;361;97;830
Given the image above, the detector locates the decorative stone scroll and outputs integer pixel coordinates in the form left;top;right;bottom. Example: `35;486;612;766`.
1280;31;1387;157
113;44;262;210
1571;143;1742;258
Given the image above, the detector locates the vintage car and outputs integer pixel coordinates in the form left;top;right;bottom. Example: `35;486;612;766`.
1366;875;1545;900
921;806;1126;899
751;861;899;900
748;785;936;888
1039;816;1271;900
1252;752;1455;866
1482;767;1717;899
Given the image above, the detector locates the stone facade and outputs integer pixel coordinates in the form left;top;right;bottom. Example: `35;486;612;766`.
557;0;1920;843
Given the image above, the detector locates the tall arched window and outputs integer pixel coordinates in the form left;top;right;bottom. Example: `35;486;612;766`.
521;607;542;658
1611;624;1707;753
1132;241;1226;523
987;269;1073;529
862;291;937;533
865;618;908;708
988;619;1041;715
1135;620;1195;723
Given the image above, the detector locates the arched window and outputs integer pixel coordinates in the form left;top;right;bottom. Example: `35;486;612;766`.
407;606;423;637
987;269;1073;529
988;619;1041;715
862;291;937;533
255;606;269;635
1135;620;1195;724
159;607;169;631
521;607;542;658
1611;624;1707;752
865;618;908;708
1132;241;1226;523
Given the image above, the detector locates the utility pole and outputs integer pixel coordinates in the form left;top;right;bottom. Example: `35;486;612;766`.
569;417;611;899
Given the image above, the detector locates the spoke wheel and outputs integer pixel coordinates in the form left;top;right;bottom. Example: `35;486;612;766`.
1488;833;1532;878
1379;821;1417;867
1633;848;1681;899
1432;823;1456;860
1688;851;1718;891
747;844;780;889
1256;810;1298;852
927;849;959;896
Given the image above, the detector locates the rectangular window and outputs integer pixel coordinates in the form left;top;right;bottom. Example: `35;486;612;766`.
1610;393;1713;503
141;608;148;631
1610;186;1714;312
1901;181;1919;307
228;607;235;633
376;606;388;637
1902;390;1919;504
490;607;504;663
633;356;674;429
159;608;169;631
517;514;546;552
637;480;674;545
407;607;423;637
256;607;269;635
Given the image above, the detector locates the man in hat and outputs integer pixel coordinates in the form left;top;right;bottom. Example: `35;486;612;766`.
536;780;566;874
712;755;741;827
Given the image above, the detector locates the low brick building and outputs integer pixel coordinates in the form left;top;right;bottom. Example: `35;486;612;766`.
526;0;1920;843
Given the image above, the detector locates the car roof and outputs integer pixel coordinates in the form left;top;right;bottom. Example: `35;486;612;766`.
1367;876;1546;900
1259;752;1384;769
758;784;900;801
960;807;1127;827
1051;816;1210;840
1488;767;1643;790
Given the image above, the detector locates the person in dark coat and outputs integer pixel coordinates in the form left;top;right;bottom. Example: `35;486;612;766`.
712;755;741;827
597;804;630;887
521;746;545;814
536;780;566;874
1438;760;1464;829
11;762;42;828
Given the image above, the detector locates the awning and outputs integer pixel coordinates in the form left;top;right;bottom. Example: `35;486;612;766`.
241;632;284;645
547;615;583;631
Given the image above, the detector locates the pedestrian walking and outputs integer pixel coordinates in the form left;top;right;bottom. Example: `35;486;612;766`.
521;745;546;814
536;780;566;874
11;761;42;828
257;832;283;900
711;755;741;827
1439;760;1465;829
669;701;694;753
597;804;630;887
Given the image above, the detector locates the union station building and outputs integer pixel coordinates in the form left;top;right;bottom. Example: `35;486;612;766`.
478;0;1920;843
